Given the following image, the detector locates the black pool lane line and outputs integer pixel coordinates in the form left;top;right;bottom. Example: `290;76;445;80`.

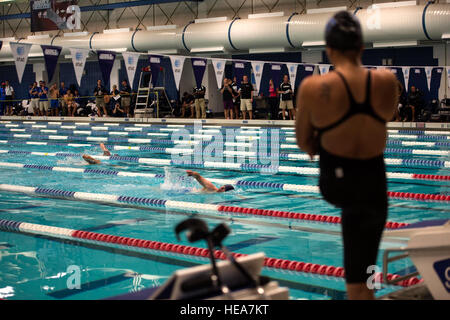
1;229;347;300
227;236;279;251
47;273;131;299
82;218;150;232
0;205;42;213
0;242;13;249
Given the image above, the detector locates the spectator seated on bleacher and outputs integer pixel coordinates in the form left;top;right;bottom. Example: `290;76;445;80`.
406;86;425;121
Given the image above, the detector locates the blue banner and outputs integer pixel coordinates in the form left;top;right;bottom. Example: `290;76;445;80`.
297;64;315;88
149;55;163;87
233;61;246;89
41;44;62;83
191;58;207;88
270;63;283;87
97;50;116;85
429;67;444;101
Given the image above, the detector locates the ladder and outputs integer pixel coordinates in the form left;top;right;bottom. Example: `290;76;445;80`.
135;71;153;114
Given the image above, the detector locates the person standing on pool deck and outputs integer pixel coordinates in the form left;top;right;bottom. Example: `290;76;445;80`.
120;79;132;118
239;75;254;120
220;78;234;119
278;75;295;120
295;11;398;300
59;81;68;116
29;82;40;116
38;81;49;116
94;80;108;117
193;83;206;119
231;77;241;119
49;83;59;117
4;80;15;116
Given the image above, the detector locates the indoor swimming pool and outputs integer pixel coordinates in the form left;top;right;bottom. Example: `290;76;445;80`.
0;120;448;300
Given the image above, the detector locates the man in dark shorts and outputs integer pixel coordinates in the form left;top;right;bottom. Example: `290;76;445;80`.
193;84;206;119
120;79;132;117
239;75;254;120
295;11;397;300
278;74;295;120
220;78;235;119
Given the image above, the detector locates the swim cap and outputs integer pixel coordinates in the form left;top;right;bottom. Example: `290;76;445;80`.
325;11;363;52
224;184;235;192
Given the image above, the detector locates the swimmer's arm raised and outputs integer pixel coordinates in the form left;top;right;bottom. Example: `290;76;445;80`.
186;170;218;192
295;78;317;159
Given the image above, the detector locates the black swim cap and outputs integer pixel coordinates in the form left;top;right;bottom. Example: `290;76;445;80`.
325;11;363;52
224;184;235;192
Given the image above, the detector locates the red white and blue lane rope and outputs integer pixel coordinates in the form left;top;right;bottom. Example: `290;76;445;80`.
0;217;422;287
0;184;410;228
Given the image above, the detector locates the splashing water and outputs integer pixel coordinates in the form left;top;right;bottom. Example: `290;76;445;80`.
160;167;197;193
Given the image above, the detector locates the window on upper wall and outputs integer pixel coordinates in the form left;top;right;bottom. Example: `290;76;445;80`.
382;58;393;66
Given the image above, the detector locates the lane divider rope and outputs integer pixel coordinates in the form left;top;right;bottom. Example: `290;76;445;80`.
2;126;449;143
1;160;448;183
3;121;450;137
0;184;411;228
1;131;449;149
0;123;270;136
1;138;448;157
0;217;421;287
1;148;449;170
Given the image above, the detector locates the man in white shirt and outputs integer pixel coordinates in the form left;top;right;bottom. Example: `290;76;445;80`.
4;81;14;116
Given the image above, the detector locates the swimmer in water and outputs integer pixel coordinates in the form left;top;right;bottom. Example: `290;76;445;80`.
186;170;235;193
82;143;117;165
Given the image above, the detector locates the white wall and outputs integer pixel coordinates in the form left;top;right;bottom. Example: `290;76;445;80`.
33;62;46;83
206;62;223;113
179;59;196;97
302;50;323;64
109;59;121;91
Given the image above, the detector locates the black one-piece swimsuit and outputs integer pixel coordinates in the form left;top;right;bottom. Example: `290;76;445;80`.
315;70;388;284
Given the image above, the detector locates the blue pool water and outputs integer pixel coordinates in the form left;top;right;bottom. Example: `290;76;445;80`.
0;121;449;300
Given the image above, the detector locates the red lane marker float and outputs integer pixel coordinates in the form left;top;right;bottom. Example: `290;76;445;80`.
216;205;409;229
71;229;421;288
412;174;450;181
387;191;450;202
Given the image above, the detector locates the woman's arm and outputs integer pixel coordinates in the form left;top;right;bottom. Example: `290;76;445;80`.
295;78;317;159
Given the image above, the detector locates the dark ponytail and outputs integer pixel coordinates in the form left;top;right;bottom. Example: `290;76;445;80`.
325;11;363;52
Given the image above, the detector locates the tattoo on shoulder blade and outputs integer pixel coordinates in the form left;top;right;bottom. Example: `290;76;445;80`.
320;83;331;103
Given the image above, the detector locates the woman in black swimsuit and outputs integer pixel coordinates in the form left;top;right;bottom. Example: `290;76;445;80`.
295;11;398;300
